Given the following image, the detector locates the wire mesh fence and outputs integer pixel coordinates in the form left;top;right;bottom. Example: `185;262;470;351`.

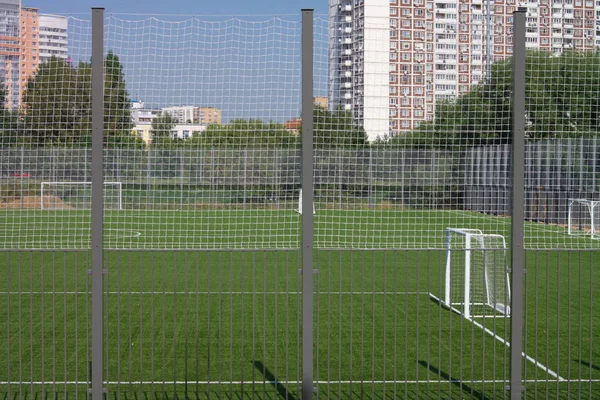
0;5;599;400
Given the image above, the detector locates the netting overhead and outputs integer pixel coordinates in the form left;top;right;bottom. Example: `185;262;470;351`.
1;10;599;250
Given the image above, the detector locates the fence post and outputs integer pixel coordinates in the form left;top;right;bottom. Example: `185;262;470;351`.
510;7;526;400
301;8;314;400
243;149;248;206
180;149;184;209
368;147;373;208
91;7;105;400
20;147;24;208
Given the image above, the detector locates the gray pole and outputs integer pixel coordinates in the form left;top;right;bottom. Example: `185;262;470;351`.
243;149;248;206
301;9;314;400
20;147;24;208
91;8;105;400
510;8;526;400
485;0;493;81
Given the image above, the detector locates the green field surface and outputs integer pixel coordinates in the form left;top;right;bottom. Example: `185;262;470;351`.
0;208;597;250
0;209;599;399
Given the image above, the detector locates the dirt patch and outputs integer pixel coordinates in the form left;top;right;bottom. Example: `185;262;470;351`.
0;196;73;209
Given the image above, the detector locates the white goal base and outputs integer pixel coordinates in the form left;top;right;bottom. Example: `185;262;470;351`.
433;295;511;318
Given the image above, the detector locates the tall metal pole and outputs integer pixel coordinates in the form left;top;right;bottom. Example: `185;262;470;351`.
510;8;526;400
301;9;314;400
91;7;105;400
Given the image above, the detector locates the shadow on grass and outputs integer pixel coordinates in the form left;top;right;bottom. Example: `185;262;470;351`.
252;360;298;400
418;360;491;400
574;359;600;372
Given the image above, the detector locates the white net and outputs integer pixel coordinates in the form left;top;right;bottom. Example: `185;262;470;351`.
444;228;510;318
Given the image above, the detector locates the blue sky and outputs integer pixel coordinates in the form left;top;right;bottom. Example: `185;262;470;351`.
22;0;327;17
24;0;331;123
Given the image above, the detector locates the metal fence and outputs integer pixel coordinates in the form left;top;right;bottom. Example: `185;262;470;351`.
1;8;599;400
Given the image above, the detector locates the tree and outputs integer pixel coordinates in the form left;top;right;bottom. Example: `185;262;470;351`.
0;80;20;146
150;111;177;144
186;119;298;148
21;57;90;146
309;107;368;148
104;51;134;138
21;52;135;147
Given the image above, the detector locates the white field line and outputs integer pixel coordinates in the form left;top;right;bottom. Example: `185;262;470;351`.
2;379;598;386
1;291;425;295
429;294;567;382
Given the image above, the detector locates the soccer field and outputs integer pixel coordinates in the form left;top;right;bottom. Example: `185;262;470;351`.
1;209;599;399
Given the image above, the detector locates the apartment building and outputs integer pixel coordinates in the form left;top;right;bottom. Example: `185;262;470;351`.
329;0;599;139
19;7;38;105
0;2;69;109
38;14;68;63
196;106;222;125
162;105;222;125
0;0;21;110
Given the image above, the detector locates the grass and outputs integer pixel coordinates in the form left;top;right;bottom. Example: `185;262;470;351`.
0;208;599;399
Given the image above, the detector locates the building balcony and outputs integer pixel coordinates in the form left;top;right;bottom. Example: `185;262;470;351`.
435;58;457;64
437;37;457;44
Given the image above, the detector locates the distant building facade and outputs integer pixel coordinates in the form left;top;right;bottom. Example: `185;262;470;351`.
161;105;222;125
195;106;222;125
38;14;68;63
19;7;38;106
0;0;21;109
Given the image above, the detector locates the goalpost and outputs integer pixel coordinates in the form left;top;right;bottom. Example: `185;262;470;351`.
297;189;315;215
568;199;600;239
436;228;511;319
40;182;123;210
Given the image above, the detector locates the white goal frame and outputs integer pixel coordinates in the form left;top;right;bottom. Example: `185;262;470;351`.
40;182;123;210
567;198;600;239
440;228;511;319
297;189;315;215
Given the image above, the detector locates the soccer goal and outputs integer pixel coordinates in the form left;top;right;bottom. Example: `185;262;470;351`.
297;189;315;215
40;182;123;210
568;199;600;239
434;228;511;319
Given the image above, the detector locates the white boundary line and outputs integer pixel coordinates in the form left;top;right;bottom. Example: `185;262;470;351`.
429;294;567;382
0;291;424;295
2;379;598;385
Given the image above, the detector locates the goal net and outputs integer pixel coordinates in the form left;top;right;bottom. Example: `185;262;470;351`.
41;182;123;210
568;199;600;239
440;228;510;319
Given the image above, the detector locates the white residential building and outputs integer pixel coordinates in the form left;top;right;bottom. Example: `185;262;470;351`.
329;0;389;141
161;106;197;124
38;14;68;63
329;0;599;138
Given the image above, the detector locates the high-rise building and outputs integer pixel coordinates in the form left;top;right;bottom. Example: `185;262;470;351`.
0;0;21;110
329;0;389;141
329;0;599;139
38;14;68;63
20;7;39;105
